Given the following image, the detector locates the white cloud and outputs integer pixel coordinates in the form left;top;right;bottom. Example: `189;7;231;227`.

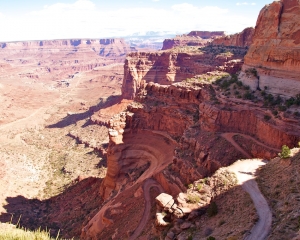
152;0;160;2
0;0;257;41
236;2;256;5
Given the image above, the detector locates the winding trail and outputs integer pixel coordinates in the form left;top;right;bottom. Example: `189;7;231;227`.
222;133;251;158
129;178;164;240
227;159;272;240
221;132;280;158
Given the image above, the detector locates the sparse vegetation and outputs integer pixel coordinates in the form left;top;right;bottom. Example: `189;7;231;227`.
0;225;62;240
207;201;218;217
279;145;291;159
245;68;258;78
207;236;216;240
264;115;271;121
187;194;201;204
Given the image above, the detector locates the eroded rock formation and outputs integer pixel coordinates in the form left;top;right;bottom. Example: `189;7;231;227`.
211;27;254;47
122;49;247;99
82;1;300;239
162;31;226;50
0;38;133;57
0;38;134;83
239;0;300;96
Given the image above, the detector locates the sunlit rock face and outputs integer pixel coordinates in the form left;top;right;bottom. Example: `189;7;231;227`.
239;0;300;97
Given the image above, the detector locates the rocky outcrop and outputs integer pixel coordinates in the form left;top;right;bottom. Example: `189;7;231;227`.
211;27;254;47
199;102;299;149
162;37;208;50
98;79;300;203
162;31;226;50
239;0;300;97
99;111;177;199
187;31;225;39
122;50;246;99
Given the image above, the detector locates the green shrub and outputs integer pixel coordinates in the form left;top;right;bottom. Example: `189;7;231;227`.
278;105;287;112
285;97;295;108
207;201;218;217
243;91;254;100
236;81;243;87
264;115;271;121
187;194;200;204
272;110;278;116
279;145;291;158
196;183;203;191
245;68;258;77
207;237;216;240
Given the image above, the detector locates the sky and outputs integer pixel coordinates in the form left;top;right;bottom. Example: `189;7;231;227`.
0;0;273;41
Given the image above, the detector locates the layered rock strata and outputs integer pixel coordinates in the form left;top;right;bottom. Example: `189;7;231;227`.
187;31;225;39
162;31;226;50
0;38;133;57
211;27;254;47
99;79;300;203
122;49;247;99
239;0;300;97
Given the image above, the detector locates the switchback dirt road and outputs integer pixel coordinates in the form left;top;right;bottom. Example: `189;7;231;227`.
228;159;272;240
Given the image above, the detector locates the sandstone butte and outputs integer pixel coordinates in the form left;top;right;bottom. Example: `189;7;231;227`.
240;0;300;97
82;1;300;239
121;47;247;99
210;27;255;48
162;31;226;50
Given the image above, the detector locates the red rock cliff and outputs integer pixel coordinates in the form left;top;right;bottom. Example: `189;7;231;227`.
239;0;300;96
187;31;225;39
211;27;254;47
122;49;247;99
162;31;226;50
0;38;133;57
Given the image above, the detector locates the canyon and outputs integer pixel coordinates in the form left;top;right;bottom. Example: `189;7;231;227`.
1;0;300;240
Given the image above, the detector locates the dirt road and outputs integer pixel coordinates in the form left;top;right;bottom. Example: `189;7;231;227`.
228;159;272;240
129;178;164;240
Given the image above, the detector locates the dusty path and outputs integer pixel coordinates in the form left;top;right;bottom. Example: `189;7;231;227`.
222;133;251;158
222;132;281;158
129;178;164;240
227;159;272;240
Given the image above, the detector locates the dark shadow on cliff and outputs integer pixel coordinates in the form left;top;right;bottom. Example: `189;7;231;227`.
47;95;121;129
0;177;103;238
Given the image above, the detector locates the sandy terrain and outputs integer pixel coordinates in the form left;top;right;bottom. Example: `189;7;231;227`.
0;51;125;236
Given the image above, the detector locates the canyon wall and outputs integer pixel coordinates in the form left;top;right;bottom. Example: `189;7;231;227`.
211;27;254;47
187;31;225;39
162;37;208;50
162;31;226;50
0;38;135;82
0;38;134;57
121;49;246;99
239;0;300;97
83;2;300;239
100;80;300;201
